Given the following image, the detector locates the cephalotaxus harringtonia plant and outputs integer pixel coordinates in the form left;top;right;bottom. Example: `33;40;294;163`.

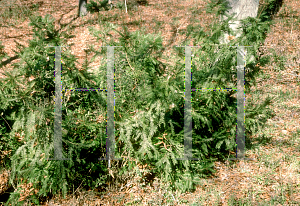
87;23;214;192
87;10;275;193
0;1;277;203
1;14;110;205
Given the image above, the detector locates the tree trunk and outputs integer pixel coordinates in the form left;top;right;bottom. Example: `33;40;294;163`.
214;0;259;69
220;0;259;44
78;0;88;17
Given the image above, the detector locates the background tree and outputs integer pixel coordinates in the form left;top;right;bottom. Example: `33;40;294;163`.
219;0;260;44
78;0;88;17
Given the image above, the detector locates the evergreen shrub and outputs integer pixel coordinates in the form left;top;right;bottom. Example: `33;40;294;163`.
1;14;110;205
86;0;112;13
0;0;276;203
87;13;275;193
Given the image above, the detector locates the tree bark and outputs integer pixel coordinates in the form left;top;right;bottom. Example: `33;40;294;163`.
78;0;88;17
220;0;259;44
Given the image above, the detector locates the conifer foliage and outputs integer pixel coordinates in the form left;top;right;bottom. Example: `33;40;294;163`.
0;2;276;204
1;14;110;204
